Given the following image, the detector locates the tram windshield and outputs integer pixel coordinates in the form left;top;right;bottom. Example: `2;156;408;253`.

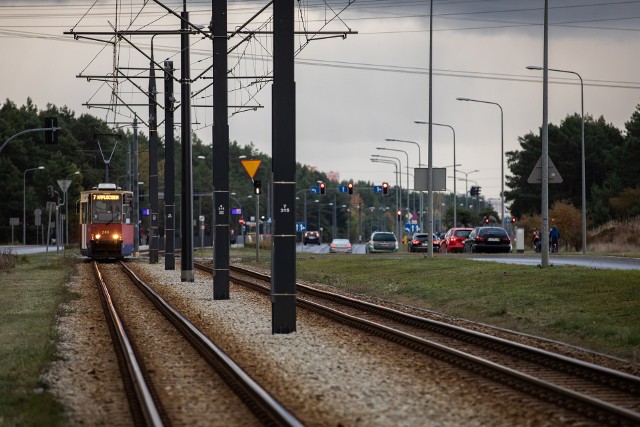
91;193;132;224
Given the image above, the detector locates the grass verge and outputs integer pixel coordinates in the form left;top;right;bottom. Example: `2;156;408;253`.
293;255;640;362
0;254;75;427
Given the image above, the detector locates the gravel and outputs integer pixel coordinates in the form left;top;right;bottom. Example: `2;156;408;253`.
44;259;595;426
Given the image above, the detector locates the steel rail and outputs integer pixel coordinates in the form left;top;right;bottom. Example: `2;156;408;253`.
195;262;640;426
118;261;302;427
92;261;165;427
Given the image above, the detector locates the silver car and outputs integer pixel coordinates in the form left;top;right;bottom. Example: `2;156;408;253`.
365;231;399;253
329;238;352;253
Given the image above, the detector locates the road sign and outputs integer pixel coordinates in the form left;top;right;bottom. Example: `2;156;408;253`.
239;217;245;225
339;185;348;193
296;222;306;232
199;215;205;222
57;179;72;193
241;159;262;179
310;186;320;194
404;223;420;233
373;185;382;193
527;155;563;184
9;217;19;226
414;168;447;192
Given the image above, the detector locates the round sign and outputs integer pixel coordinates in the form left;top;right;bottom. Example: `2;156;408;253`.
239;217;245;225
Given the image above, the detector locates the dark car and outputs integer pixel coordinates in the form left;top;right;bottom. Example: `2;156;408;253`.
408;233;440;252
365;231;398;253
463;227;512;253
440;227;473;253
303;230;321;245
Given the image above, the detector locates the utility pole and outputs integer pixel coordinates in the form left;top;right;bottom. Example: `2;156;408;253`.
164;60;176;270
212;0;230;299
149;38;159;264
180;3;194;281
271;0;296;333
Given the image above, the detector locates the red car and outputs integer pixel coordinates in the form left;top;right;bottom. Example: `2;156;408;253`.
440;227;473;253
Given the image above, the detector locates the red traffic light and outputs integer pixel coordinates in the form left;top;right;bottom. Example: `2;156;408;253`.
348;182;353;194
382;182;389;195
397;210;402;218
511;217;516;223
319;182;326;195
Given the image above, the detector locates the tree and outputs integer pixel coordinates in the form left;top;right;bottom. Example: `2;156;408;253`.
549;200;582;252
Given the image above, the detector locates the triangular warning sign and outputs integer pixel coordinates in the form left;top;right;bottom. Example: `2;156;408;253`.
241;159;262;179
527;155;563;184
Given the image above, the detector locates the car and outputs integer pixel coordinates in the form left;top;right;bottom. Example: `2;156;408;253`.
463;227;512;253
408;233;440;253
329;238;352;253
365;231;399;253
440;227;473;253
303;230;321;245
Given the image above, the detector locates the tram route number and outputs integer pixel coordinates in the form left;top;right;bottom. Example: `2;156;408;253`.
280;204;290;213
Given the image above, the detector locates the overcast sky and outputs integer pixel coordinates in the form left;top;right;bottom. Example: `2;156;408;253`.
2;0;639;208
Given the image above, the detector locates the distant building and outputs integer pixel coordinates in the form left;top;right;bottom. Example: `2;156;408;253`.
326;171;340;182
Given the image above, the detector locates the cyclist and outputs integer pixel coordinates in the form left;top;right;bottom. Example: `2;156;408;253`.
549;225;560;253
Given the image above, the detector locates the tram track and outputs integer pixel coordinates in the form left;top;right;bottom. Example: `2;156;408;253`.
194;261;640;426
91;260;302;427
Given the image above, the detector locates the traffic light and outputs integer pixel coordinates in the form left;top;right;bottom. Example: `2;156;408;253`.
44;117;58;144
319;182;326;195
476;186;481;196
397;209;402;220
47;185;54;198
253;179;262;195
382;182;389;195
484;216;490;224
470;186;477;196
511;217;516;223
348;182;353;195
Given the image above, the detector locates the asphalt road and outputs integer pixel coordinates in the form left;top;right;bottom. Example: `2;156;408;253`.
5;245;639;270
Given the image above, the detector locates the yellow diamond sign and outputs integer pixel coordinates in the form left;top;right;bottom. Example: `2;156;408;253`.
241;159;262;179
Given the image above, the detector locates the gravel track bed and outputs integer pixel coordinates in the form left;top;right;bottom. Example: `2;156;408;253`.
101;263;260;427
44;259;609;425
43;261;132;426
231;261;639;377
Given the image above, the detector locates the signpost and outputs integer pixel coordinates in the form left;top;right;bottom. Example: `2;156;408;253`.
241;159;262;262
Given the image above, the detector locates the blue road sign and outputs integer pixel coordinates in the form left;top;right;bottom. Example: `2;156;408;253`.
339;185;348;193
373;185;382;193
296;222;306;232
404;223;420;233
310;186;320;194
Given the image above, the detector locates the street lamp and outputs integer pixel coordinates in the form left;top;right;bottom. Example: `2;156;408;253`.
384;138;423;166
377;146;409;208
456;169;479;210
385;138;425;232
23;166;45;245
456;97;505;228
527;65;586;254
415;121;458;227
371;158;402;239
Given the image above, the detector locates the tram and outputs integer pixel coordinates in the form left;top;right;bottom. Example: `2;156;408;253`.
79;183;134;259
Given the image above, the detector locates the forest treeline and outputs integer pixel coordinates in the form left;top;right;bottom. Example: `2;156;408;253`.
1;98;639;244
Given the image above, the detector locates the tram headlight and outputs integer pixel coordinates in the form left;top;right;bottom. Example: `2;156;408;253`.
111;233;120;240
93;233;101;240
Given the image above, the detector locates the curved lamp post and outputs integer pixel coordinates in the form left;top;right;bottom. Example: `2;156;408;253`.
456;97;505;228
527;65;586;254
23;166;45;245
415;121;458;227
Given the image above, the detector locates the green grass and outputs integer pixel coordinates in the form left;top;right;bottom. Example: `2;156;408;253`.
0;255;75;427
293;256;640;362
